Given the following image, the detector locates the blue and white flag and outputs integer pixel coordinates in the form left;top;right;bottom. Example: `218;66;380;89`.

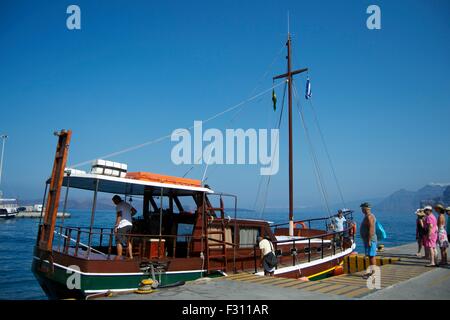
305;77;312;99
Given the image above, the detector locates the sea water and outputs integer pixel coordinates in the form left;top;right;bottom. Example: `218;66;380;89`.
0;210;416;300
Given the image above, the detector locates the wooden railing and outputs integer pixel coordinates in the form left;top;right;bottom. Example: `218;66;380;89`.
51;225;205;260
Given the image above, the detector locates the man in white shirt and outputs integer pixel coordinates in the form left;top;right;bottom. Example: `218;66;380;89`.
257;236;277;276
333;210;347;232
332;209;347;249
112;195;137;259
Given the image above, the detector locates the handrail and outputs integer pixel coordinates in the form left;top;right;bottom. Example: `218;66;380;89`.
251;223;355;272
270;212;353;228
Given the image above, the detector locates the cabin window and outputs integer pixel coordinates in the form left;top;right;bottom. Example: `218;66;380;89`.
177;223;194;241
239;227;260;248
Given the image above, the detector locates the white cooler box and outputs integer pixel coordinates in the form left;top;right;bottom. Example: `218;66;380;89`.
91;159;128;178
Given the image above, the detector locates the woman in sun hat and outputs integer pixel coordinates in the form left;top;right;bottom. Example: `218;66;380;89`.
415;209;426;257
435;204;448;265
423;206;438;267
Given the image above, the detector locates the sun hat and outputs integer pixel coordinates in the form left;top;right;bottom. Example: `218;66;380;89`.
445;206;450;213
434;204;445;213
424;205;433;211
416;209;425;216
360;202;371;208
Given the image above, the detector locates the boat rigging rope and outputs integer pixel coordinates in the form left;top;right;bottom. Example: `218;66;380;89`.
306;95;347;208
69;81;287;169
229;44;286;124
187;44;286;181
292;82;332;217
256;80;287;218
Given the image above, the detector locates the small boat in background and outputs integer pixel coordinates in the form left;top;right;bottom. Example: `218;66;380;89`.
0;198;19;217
0;208;16;219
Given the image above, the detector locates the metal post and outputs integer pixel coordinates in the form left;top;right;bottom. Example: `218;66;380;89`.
308;238;311;262
233;195;237;273
292;240;296;266
253;245;257;274
87;179;99;256
0;134;8;187
321;237;324;259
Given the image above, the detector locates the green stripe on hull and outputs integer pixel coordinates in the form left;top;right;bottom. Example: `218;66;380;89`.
33;261;215;295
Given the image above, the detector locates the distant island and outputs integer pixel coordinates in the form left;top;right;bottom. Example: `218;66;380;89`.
373;183;450;213
18;183;449;214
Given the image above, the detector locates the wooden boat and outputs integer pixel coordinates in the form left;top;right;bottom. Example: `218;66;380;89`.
32;33;356;299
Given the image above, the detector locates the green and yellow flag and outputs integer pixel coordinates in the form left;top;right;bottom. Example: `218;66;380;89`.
272;89;277;111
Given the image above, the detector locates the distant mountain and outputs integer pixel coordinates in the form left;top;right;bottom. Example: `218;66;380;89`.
20;198;115;211
374;183;449;213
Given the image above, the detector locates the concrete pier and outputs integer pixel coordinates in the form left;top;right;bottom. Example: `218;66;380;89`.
95;242;450;300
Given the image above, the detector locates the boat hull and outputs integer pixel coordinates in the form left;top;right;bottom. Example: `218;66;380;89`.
32;257;208;299
32;242;354;299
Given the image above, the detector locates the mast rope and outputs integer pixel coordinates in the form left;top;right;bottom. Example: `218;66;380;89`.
256;80;287;218
69;81;286;169
292;82;332;217
306;93;347;208
229;44;286;124
190;45;287;182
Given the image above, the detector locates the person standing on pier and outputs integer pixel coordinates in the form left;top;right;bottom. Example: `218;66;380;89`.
435;204;448;265
257;236;277;276
360;202;377;279
423;206;438;267
415;209;426;258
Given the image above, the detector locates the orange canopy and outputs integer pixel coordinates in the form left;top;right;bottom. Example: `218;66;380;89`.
126;172;202;187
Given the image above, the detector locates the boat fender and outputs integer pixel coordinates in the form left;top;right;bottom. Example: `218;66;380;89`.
349;222;357;237
333;265;344;276
299;277;309;282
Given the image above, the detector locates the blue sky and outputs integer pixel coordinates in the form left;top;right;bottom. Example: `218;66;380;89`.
0;0;449;210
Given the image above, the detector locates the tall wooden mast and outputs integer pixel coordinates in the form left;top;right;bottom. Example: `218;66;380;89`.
273;32;308;236
39;130;72;251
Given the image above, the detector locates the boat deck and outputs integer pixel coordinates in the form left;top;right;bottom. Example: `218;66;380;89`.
93;242;450;300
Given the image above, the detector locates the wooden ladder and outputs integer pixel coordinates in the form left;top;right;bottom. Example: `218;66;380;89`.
206;197;227;273
39;130;72;251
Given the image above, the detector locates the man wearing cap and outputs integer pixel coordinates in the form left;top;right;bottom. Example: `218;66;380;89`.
360;202;377;279
423;206;438;267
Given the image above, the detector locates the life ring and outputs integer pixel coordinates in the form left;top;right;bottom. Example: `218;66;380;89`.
295;221;307;229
